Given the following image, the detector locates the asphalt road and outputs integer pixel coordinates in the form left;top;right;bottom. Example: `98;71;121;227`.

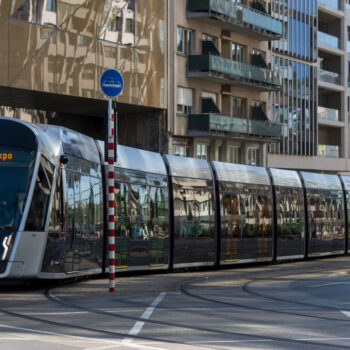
1;257;350;350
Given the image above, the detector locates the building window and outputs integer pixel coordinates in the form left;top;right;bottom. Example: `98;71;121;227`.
177;27;193;54
47;0;57;12
177;87;193;114
247;148;259;166
229;146;240;164
202;33;217;46
232;97;244;118
202;91;217;103
108;17;122;32
196;144;210;160
174;146;189;157
232;43;245;62
125;18;134;33
252;48;266;60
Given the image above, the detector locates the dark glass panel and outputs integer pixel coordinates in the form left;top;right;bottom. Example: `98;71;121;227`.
25;156;54;231
0;146;36;264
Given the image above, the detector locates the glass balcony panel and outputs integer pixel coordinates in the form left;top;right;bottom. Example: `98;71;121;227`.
318;0;340;10
241;6;282;36
187;54;281;88
318;107;340;122
318;145;339;158
187;0;282;37
318;31;339;49
319;69;341;85
188;114;284;138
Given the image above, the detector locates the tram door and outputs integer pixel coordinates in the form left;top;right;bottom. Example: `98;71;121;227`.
65;169;81;273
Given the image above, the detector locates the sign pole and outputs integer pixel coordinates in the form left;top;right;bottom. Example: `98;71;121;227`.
100;68;123;293
108;98;115;292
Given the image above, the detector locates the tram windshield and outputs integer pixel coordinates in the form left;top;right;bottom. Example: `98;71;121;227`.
0;146;36;261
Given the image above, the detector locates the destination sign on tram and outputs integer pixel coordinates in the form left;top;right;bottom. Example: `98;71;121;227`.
0;153;13;161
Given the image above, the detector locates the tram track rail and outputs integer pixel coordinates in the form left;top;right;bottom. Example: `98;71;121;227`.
43;273;350;349
1;260;350;349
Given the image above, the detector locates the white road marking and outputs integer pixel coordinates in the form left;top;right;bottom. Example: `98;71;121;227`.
309;282;350;288
341;311;350;318
0;324;165;350
0;324;115;344
121;292;166;346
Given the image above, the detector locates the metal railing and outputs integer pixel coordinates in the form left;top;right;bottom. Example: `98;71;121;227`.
188;54;281;88
318;31;340;49
187;113;284;138
319;69;341;85
318;0;340;10
318;107;340;122
187;0;283;37
318;145;340;158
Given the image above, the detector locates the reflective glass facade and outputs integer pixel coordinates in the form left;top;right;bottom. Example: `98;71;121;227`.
0;0;165;109
270;0;318;156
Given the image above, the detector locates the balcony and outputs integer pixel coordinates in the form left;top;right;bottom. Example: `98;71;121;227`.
318;107;340;122
318;31;340;50
187;113;284;139
187;0;283;41
318;0;341;11
318;145;340;158
187;54;281;91
319;69;341;86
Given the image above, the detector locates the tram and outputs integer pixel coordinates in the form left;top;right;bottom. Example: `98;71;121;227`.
0;116;348;279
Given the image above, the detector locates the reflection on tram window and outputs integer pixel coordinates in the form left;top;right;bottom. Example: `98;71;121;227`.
65;168;103;238
49;169;62;232
221;192;272;239
115;182;169;241
25;156;54;231
277;195;303;238
174;188;213;239
309;193;344;240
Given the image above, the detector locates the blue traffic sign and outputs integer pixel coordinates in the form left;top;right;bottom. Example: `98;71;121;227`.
100;69;124;98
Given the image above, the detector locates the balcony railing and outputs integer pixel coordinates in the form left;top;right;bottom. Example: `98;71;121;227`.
319;69;341;85
187;0;283;40
188;54;281;90
318;145;340;158
318;31;340;49
187;113;284;138
318;107;340;122
318;0;341;11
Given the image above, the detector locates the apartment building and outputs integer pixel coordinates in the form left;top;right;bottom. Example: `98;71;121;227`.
268;0;350;173
167;0;284;166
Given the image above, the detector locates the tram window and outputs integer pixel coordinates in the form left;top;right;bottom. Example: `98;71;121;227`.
25;156;54;231
174;187;213;239
277;195;302;237
48;170;62;232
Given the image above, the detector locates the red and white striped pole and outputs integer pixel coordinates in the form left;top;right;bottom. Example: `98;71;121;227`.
107;98;115;292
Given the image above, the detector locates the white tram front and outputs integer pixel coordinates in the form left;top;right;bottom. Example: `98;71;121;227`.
0;117;104;279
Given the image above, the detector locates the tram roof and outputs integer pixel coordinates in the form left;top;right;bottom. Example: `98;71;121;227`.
211;161;270;186
270;168;302;188
116;145;167;175
96;142;167;175
340;175;350;191
164;155;212;180
300;171;342;190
